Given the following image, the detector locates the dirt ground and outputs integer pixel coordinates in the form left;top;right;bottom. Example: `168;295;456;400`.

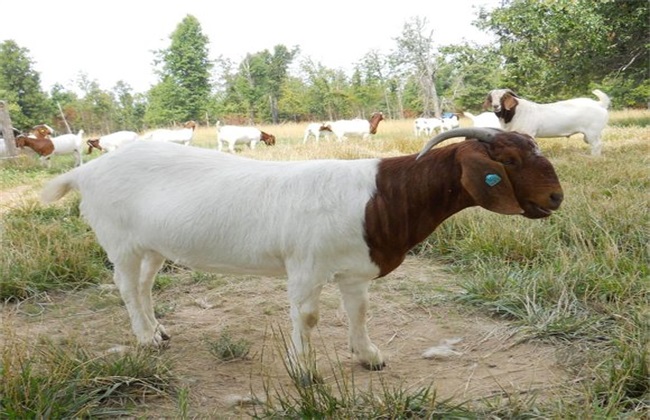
0;185;570;417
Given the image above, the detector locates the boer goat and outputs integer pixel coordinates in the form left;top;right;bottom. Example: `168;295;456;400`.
323;112;384;141
485;89;610;156
140;121;196;146
87;131;138;154
216;123;276;153
17;127;84;167
303;122;332;143
41;127;563;380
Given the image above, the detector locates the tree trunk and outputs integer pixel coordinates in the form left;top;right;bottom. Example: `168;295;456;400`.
0;101;18;157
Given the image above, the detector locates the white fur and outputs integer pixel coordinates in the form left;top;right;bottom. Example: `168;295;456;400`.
440;115;460;132
217;125;266;152
324;119;372;141
140;121;196;146
93;131;138;152
49;130;84;167
463;111;501;129
487;89;610;156
302;122;329;143
414;118;443;137
41;141;382;368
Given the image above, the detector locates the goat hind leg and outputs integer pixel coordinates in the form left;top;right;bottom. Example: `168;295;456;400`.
585;134;602;156
287;274;324;383
140;251;169;342
112;254;158;345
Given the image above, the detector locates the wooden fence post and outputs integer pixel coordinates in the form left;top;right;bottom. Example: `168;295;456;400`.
0;100;18;157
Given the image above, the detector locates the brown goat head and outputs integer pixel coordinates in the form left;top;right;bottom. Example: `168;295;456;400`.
87;139;102;154
260;131;276;146
418;127;563;219
369;112;384;134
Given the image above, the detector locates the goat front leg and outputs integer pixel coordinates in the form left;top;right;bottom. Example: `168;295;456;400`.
338;280;385;370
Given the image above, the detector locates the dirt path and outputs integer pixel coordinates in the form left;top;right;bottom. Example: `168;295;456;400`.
1;255;569;417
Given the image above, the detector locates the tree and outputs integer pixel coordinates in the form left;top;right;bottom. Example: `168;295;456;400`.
391;17;441;117
438;43;502;111
0;40;51;129
222;45;298;124
267;45;299;123
146;15;213;125
476;0;649;106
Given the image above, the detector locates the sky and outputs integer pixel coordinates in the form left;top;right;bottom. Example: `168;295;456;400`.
2;0;501;95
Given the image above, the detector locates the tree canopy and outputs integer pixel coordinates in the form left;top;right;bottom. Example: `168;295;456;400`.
1;2;647;133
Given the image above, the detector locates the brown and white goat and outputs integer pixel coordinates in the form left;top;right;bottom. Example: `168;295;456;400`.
41;127;563;381
323;111;384;141
216;123;276;153
484;89;610;156
16;126;84;167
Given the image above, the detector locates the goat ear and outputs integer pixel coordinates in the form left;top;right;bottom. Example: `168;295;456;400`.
502;93;518;111
460;154;523;215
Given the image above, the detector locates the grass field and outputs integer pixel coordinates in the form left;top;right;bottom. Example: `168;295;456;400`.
1;112;648;418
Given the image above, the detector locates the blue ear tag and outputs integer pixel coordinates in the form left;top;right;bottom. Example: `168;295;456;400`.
485;173;502;187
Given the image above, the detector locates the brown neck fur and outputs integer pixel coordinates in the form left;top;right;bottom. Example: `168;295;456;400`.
364;145;474;277
368;112;384;134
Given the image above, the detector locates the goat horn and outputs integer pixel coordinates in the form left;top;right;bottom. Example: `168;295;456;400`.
416;127;505;159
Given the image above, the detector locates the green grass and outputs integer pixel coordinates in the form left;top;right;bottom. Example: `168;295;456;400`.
0;196;111;300
0;338;175;418
1;111;649;417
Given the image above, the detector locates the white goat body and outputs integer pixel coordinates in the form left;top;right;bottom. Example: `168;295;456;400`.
324;112;383;142
140;121;196;145
42;141;380;366
441;115;460;132
485;89;610;156
463;112;501;129
414;118;443;137
216;125;275;153
88;131;138;153
328;119;370;141
49;130;84;166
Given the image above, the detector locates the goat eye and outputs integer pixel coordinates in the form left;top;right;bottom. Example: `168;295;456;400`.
502;158;516;166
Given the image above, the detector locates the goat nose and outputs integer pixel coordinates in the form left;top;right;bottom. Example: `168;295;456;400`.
549;192;564;208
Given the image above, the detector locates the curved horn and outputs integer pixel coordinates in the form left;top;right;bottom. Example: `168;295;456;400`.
416;127;505;160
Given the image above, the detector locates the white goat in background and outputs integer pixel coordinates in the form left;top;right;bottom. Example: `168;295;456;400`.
414;117;443;137
303;123;331;143
463;111;501;129
140;121;197;146
484;89;610;156
323;112;384;141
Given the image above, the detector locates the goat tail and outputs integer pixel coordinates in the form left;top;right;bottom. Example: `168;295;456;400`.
592;89;611;109
41;171;79;203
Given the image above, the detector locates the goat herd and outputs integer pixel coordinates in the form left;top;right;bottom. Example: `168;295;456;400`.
7;89;610;381
3;89;609;169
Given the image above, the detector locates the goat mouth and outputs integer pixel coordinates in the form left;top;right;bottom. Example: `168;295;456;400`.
523;203;553;219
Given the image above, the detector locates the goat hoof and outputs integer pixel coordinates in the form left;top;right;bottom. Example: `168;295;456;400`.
361;360;386;371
